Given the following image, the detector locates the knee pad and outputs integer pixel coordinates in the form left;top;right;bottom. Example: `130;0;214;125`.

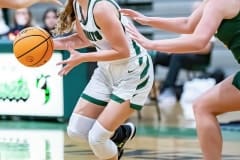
67;113;95;141
88;121;118;159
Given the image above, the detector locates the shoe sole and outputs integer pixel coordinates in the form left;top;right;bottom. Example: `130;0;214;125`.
124;122;136;144
118;149;124;160
118;122;136;160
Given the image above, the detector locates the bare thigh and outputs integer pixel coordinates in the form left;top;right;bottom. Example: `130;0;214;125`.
97;100;135;132
73;98;105;119
195;75;240;115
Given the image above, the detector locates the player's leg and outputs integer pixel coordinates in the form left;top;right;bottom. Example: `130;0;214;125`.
68;97;135;145
67;66;137;151
88;54;154;160
67;98;105;141
67;67;111;141
193;74;240;160
88;100;135;160
113;54;154;159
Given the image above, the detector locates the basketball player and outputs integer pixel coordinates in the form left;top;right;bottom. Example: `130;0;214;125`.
0;0;62;9
53;0;154;159
121;0;240;160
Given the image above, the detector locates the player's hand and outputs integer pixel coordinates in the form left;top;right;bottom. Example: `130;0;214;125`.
56;48;82;76
126;23;152;50
39;0;63;6
120;9;149;25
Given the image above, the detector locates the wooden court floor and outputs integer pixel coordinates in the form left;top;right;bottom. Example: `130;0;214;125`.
0;108;240;160
65;135;240;160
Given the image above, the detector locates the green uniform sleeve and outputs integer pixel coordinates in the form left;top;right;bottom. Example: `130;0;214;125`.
232;71;240;90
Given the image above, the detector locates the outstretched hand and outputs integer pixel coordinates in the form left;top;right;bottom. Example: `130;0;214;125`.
120;9;149;25
126;24;152;50
56;48;82;76
39;0;63;6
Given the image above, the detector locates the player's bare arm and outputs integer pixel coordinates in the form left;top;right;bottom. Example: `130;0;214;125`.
127;0;226;53
0;0;62;9
54;23;92;50
78;1;131;62
57;1;131;76
120;1;206;34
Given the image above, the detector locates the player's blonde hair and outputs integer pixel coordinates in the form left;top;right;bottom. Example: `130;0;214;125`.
54;0;75;35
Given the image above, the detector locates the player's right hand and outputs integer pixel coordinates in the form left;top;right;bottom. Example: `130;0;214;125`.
56;47;83;76
120;9;149;25
39;0;63;6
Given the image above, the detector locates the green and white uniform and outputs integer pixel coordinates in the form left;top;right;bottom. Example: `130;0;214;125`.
73;0;154;110
215;12;240;89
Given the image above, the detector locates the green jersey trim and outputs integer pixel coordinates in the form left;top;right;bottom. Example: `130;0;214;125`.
92;0;121;30
132;40;141;55
78;0;91;25
232;71;240;90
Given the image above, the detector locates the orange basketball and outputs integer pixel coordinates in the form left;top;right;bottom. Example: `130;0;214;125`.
13;27;54;67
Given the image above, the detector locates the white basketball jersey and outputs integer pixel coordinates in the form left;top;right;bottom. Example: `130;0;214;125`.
73;0;146;59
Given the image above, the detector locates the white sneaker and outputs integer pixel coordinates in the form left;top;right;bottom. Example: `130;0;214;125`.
157;88;177;115
144;97;154;105
158;88;176;103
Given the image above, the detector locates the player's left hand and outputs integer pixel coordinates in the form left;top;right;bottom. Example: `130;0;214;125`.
120;9;149;25
39;0;63;6
126;23;152;50
56;48;83;76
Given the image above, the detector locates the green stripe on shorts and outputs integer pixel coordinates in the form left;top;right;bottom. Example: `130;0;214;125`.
140;57;150;79
232;71;240;90
81;93;108;106
111;94;143;110
130;103;143;110
110;94;125;103
137;76;150;90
